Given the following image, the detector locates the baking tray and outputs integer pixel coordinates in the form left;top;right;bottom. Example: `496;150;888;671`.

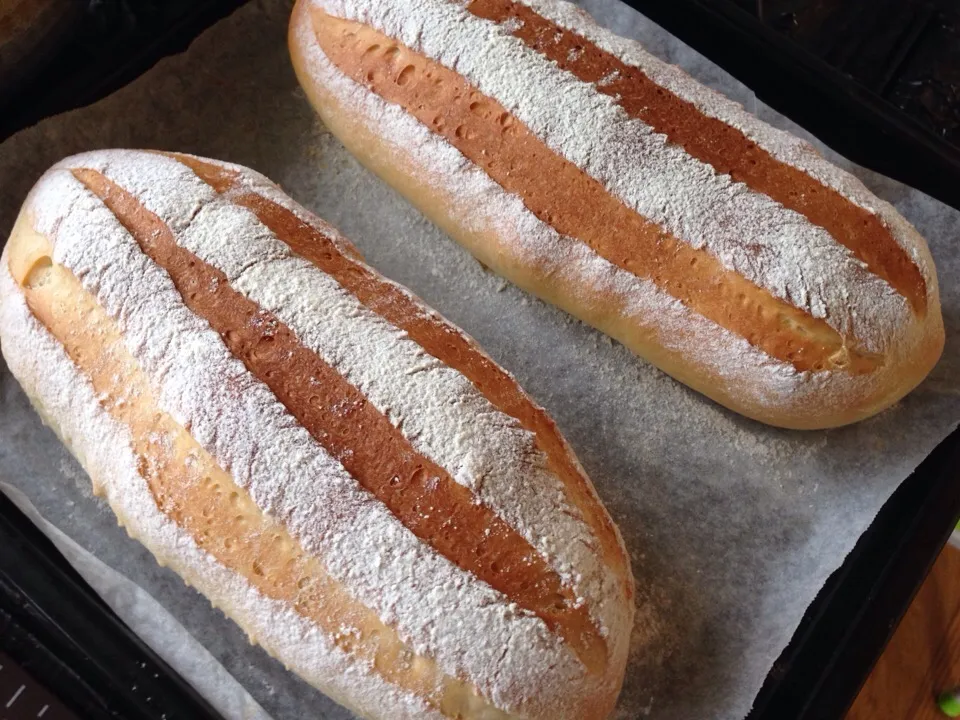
0;493;224;720
0;0;248;142
621;1;960;716
1;1;958;719
624;0;960;218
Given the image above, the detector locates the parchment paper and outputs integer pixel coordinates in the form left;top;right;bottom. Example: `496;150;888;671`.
0;483;273;720
1;1;958;718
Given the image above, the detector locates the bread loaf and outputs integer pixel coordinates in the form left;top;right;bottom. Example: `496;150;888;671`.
0;150;634;720
288;0;945;429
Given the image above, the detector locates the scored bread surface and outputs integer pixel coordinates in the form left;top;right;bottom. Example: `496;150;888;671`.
289;0;944;429
0;149;634;720
0;245;445;720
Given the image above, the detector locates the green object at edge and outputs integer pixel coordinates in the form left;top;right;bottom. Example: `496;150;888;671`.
939;690;960;717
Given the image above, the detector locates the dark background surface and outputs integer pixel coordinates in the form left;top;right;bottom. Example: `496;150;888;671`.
0;1;958;719
0;492;223;720
628;0;960;211
10;0;959;211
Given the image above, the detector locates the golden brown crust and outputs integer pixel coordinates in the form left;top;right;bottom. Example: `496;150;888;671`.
7;223;482;718
309;10;879;376
73;166;608;672
166;151;633;600
3;147;637;718
466;0;927;315
288;1;945;429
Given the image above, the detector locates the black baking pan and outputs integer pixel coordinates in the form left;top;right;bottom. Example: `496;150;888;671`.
745;433;960;719
0;0;248;141
1;1;959;719
0;492;224;720
623;0;960;214
617;1;960;716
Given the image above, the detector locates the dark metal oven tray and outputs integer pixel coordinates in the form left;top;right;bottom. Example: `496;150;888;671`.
1;1;958;719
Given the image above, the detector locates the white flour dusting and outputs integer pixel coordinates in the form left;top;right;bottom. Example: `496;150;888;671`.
1;1;958;718
519;0;938;286
16;151;622;717
316;0;924;355
76;150;621;639
292;10;907;423
0;264;444;720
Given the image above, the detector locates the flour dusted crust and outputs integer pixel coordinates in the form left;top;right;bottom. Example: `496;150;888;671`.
289;0;945;429
0;263;444;720
0;149;634;720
